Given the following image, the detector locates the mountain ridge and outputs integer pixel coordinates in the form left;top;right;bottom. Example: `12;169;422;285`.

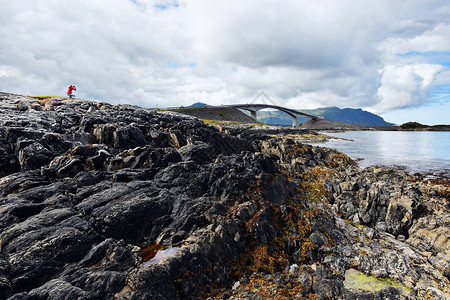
257;106;394;126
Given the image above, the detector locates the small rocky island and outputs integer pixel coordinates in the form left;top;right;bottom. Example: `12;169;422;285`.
0;92;449;299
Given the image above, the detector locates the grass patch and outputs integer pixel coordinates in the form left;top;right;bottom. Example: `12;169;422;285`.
31;96;64;100
31;96;65;106
201;119;244;126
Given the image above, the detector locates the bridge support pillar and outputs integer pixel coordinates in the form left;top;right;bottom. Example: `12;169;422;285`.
292;117;298;127
250;111;257;120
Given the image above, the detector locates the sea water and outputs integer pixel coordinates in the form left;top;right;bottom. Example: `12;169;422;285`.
311;131;450;177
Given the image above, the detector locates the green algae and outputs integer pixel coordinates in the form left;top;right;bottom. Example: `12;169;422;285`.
344;269;414;296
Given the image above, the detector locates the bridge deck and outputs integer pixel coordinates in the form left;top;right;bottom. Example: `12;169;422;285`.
231;104;316;118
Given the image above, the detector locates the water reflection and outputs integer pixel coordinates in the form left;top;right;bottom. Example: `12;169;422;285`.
143;246;180;265
311;131;450;176
376;132;433;160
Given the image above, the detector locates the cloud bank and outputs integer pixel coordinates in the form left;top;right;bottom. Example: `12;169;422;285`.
0;0;449;120
374;64;444;112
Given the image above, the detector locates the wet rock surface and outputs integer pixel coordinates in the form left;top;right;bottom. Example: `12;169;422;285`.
0;92;449;299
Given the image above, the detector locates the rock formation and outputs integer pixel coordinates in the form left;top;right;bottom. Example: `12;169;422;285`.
0;92;449;299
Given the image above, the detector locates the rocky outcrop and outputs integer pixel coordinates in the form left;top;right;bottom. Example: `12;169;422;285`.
0;92;449;299
327;166;450;281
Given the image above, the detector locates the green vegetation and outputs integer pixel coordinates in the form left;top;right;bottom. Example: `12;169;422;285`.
400;122;450;129
344;269;414;296
201;119;265;126
429;124;450;129
201;119;243;125
400;122;429;129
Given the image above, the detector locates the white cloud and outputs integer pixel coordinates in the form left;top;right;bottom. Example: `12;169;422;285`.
379;24;450;60
372;64;443;112
0;0;449;123
286;91;348;110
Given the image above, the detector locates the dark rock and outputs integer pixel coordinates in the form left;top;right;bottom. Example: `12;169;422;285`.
309;231;329;249
313;265;344;299
56;158;85;177
113;125;146;149
39;133;71;154
18;142;54;170
343;288;380;300
178;141;218;163
0;92;449;299
0;257;13;300
10;203;46;218
88;189;173;244
0;146;20;177
27;279;92;300
86;149;111;170
93;124;117;145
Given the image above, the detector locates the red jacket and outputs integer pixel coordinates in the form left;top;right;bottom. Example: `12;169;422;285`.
67;85;76;94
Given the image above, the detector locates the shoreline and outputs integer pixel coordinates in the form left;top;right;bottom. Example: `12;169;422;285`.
300;116;450;131
305;130;450;181
318;127;450;132
214;122;450;181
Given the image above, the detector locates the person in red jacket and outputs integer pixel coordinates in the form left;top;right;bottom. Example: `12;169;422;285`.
67;85;76;98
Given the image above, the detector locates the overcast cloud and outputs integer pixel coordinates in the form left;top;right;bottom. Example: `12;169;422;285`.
1;0;449;124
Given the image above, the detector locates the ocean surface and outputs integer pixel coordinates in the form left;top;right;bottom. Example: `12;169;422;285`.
310;131;450;177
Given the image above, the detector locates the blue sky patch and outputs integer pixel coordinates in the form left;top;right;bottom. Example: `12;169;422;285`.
396;51;450;67
396;51;450;57
165;61;195;68
434;84;450;91
155;1;179;10
430;91;450;105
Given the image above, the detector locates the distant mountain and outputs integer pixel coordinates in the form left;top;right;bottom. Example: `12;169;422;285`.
189;102;210;107
303;107;395;126
258;107;394;126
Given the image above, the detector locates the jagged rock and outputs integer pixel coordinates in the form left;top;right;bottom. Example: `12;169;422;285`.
26;279;92;300
57;158;85;177
407;212;450;278
0;92;449;299
113;125;146;149
385;195;414;236
0;257;13;299
0;146;19;178
18;142;54;170
178;141;218;163
93;123;117;146
309;231;329;249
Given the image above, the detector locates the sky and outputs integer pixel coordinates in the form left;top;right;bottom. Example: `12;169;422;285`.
1;0;450;125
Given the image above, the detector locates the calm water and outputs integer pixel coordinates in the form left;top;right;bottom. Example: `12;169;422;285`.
312;131;450;177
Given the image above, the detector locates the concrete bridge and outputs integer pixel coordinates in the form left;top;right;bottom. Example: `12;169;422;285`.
232;104;316;127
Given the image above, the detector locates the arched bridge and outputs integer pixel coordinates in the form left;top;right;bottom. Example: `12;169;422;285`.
232;104;316;127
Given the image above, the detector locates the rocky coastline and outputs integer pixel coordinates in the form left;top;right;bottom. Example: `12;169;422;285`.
0;92;449;299
301;118;450;131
